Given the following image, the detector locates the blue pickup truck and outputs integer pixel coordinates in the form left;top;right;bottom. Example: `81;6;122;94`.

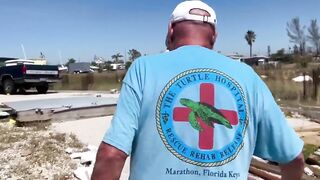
0;60;60;94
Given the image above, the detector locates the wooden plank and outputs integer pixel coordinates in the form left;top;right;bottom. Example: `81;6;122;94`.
251;158;281;175
307;165;320;178
249;166;281;180
251;158;317;180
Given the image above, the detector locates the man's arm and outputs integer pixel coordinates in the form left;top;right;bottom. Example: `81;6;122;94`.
279;152;304;180
91;142;128;180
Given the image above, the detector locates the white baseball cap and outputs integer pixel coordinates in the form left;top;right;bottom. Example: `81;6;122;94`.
170;0;217;26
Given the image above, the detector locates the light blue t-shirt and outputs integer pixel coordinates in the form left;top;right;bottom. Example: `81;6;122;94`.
104;45;303;180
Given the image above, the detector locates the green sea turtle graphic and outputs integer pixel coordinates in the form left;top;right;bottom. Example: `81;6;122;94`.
179;98;232;131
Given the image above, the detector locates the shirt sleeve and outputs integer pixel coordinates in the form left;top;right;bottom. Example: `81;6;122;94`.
102;61;143;155
253;75;304;164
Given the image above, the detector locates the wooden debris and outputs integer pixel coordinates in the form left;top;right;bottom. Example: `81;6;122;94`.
250;157;318;179
249;166;280;180
307;165;320;177
251;157;281;175
306;155;320;166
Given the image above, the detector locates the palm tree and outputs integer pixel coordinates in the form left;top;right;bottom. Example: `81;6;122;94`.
245;30;256;57
128;49;142;61
111;53;123;63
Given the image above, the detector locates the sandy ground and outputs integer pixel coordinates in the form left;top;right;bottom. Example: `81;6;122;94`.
287;117;320;132
2;91;320;179
52;116;130;180
53;117;111;147
287;117;320;146
51;116;320;180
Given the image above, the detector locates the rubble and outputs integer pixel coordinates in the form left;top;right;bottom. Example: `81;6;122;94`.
0;111;10;120
1;92;319;179
74;166;93;180
315;149;320;156
0;122;84;179
292;75;313;82
304;167;314;176
250;156;319;179
250;110;320;179
110;88;119;94
68;145;98;180
0;104;14;119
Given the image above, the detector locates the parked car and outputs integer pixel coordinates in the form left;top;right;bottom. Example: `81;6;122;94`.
0;60;60;94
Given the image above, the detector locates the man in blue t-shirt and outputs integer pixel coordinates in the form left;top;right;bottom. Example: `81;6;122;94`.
92;1;304;180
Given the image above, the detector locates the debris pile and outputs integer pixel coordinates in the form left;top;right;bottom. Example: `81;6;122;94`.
67;145;98;180
0;103;14;120
292;75;313;82
248;112;320;179
0;122;84;179
248;156;320;179
110;88;119;94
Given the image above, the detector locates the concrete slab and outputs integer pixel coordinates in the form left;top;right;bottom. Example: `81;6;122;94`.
0;91;119;103
3;96;118;111
1;92;119;122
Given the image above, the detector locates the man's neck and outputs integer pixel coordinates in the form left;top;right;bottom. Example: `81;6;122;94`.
171;40;213;50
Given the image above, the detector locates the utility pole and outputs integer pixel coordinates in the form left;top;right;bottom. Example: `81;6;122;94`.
21;44;27;60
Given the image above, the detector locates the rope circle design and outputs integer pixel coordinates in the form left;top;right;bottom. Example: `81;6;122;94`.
155;68;249;167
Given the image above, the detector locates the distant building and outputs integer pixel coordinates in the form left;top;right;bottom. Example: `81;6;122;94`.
241;56;270;66
68;62;91;73
226;54;245;62
93;55;105;65
29;58;47;65
110;63;126;70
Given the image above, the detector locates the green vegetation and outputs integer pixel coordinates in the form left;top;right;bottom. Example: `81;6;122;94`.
254;63;320;104
307;19;320;56
287;17;306;55
111;53;123;63
53;71;125;91
287;17;320;56
65;58;76;66
128;49;142;61
303;144;319;158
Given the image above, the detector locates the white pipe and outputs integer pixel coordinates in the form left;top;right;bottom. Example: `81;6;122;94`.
21;43;27;60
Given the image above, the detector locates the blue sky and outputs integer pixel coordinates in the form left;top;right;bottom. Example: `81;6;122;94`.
0;0;319;64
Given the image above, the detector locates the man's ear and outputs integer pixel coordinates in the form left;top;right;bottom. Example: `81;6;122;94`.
166;23;174;50
212;27;218;48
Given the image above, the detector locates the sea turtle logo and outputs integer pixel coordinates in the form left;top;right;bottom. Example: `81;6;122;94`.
179;98;232;131
156;69;248;167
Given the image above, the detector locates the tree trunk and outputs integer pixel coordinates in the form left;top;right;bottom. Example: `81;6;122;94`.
250;45;252;57
303;72;307;100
